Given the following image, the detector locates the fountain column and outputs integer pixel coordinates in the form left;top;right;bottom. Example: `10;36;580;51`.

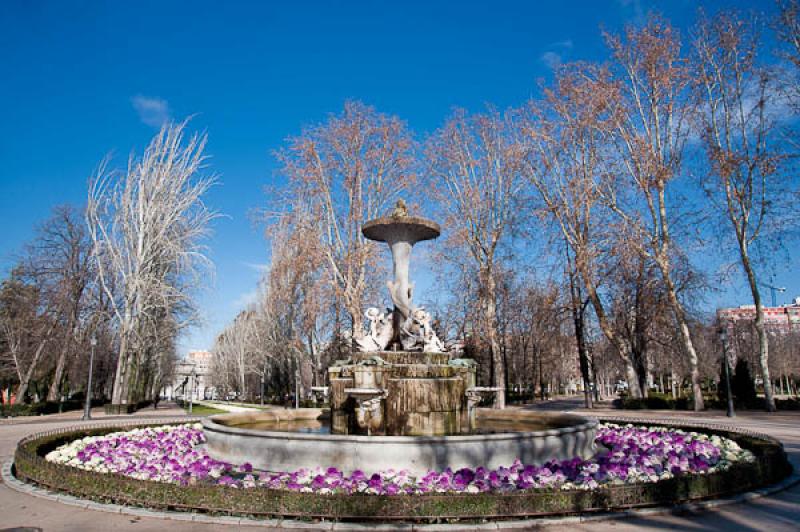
386;232;413;321
361;203;441;350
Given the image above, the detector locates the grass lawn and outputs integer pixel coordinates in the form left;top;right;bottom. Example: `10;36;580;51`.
183;403;227;416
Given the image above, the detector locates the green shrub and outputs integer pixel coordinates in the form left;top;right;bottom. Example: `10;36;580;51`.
731;360;758;407
1;399;105;417
775;398;800;410
617;392;686;410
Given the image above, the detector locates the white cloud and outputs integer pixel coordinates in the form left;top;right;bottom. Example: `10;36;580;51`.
616;0;645;24
232;288;259;310
540;39;574;70
131;94;171;127
540;51;563;70
551;39;574;50
242;262;271;273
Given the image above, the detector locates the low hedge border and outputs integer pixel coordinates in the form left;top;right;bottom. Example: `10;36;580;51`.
12;417;793;522
1;399;106;418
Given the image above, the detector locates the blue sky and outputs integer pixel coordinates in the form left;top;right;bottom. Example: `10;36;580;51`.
1;0;794;355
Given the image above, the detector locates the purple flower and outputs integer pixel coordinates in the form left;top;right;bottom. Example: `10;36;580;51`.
46;422;749;496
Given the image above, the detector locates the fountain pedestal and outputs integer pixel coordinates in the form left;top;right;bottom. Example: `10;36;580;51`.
330;351;474;436
465;387;502;431
344;387;387;435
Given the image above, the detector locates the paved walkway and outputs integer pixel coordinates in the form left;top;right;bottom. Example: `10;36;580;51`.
0;400;798;531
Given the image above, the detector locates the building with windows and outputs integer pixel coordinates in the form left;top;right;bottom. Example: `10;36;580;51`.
717;297;800;334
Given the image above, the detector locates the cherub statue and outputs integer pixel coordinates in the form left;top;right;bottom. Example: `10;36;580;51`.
415;309;445;353
400;307;426;350
354;307;394;352
391;199;408;218
399;307;445;352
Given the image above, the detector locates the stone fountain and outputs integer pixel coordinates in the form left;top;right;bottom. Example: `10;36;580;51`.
202;201;597;475
330;200;477;436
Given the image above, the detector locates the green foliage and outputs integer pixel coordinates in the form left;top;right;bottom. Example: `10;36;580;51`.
731;359;758;407
618;388;800;411
103;400;152;415
12;420;792;522
1;399;105;417
775;398;800;410
616;392;690;410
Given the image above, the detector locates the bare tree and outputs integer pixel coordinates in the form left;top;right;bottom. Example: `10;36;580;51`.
265;212;332;384
212;308;265;400
426;108;526;408
777;0;800;113
565;244;594;407
87;120;217;410
0;269;57;402
693;11;791;412
603;16;705;409
521;65;648;398
21;206;93;402
275;101;416;339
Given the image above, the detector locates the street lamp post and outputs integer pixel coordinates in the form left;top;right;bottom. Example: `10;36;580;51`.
189;366;196;414
82;335;97;421
295;369;300;410
719;325;735;418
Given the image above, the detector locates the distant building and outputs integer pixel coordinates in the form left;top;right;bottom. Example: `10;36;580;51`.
717;297;800;335
162;350;214;401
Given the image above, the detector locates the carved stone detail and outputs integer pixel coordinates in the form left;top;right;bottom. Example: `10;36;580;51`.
355;201;447;352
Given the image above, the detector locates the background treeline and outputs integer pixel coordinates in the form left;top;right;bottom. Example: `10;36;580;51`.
1;122;215;414
211;5;800;412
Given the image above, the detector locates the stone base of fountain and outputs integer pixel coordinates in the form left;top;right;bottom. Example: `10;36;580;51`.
329;350;477;436
202;408;598;476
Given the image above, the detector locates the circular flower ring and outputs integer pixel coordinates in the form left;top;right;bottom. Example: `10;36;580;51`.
45;422;755;495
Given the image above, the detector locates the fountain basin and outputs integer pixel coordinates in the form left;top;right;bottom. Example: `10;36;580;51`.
202;409;598;476
361;215;441;243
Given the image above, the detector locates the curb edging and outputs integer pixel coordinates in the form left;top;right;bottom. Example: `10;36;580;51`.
4;457;799;530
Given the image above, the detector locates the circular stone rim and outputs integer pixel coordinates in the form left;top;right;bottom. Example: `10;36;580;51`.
362;216;441;243
202;410;597;443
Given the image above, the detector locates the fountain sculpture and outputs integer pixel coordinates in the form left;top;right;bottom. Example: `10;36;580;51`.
330;200;479;436
203;201;597;475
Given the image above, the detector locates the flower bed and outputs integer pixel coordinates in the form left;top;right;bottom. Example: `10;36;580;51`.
13;419;792;521
42;423;755;495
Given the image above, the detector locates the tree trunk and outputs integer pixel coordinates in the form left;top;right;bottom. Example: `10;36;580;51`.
47;309;77;402
739;251;776;412
568;281;592;408
18;321;57;403
17;337;49;404
671;367;679;399
485;271;505;408
111;325;131;405
579;271;643;398
630;346;649;399
46;335;71;402
655;257;704;410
